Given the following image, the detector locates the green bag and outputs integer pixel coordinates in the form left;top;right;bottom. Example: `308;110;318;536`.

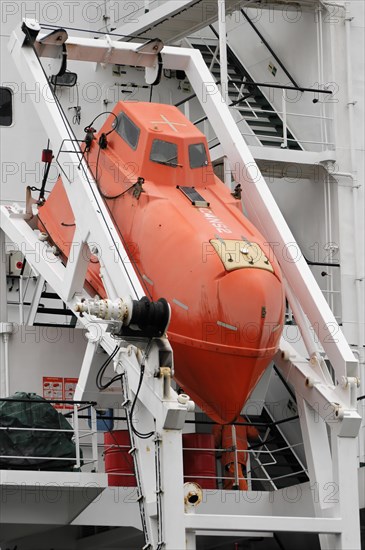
0;392;78;471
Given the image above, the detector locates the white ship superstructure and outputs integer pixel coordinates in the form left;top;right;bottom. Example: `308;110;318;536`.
0;1;364;549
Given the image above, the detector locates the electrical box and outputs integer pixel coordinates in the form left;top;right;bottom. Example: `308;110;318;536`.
6;251;31;277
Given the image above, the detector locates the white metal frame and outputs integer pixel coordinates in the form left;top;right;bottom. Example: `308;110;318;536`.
0;21;362;550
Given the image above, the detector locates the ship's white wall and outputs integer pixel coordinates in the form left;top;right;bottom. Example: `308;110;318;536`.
220;2;363;348
7;326;86;396
221;8;331;151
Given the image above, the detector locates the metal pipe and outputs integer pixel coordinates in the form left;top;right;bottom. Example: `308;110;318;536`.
231;424;239;489
281;89;288;148
217;0;228;103
3;334;9;397
0;230;8;398
345;12;365;462
228;81;332;95
73;404;81;469
285;280;319;359
90;406;99;472
317;7;328;149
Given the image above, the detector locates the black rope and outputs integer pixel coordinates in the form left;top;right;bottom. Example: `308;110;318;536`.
185;414;299;428
96;345;122;390
128;340;155;440
39;23;154;42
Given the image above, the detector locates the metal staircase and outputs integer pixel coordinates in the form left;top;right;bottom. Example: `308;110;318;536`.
192;39;302;150
20;275;78;328
111;0;323;45
33;289;78;328
248;406;308;491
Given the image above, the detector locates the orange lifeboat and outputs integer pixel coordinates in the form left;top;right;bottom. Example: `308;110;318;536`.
37;102;285;424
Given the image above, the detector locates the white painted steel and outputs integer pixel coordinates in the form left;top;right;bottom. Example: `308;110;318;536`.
0;230;11;398
185;513;343;534
8;26;146;307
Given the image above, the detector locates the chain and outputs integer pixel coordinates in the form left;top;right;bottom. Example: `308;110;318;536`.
154;433;165;549
120;370;152;548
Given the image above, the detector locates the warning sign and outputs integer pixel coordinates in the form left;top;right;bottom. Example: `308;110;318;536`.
43;377;63;410
43;377;79;409
64;378;78;409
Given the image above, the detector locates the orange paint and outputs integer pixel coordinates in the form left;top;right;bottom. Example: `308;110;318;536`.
38;102;285;424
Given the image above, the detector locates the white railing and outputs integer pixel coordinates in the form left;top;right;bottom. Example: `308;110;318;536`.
182;35;335;152
182;441;307;491
0;399;99;472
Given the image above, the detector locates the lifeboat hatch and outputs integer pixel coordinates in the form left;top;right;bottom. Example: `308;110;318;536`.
177;185;210;208
210;239;274;273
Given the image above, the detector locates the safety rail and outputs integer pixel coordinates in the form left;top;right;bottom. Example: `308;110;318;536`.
183;35;259;120
0;397;99;473
205;108;335;151
0;395;308;490
181;34;334;152
181;442;306;490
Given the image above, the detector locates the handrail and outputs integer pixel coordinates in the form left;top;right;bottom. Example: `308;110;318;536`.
0;402;100;472
0;397;97;405
229;80;333;96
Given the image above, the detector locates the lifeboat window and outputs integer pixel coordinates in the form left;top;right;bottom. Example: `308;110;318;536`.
150;139;178;167
114;112;140;150
189;143;208;169
0;87;12;127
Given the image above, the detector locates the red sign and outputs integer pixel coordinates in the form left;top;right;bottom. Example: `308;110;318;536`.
43;376;63;409
64;378;78;409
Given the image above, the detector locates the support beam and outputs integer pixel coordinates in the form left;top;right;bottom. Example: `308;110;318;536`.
275;339;361;418
185;514;343;534
330;426;361;549
0;230;12;398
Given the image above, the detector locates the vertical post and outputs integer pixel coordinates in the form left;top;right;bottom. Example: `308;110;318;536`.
0;230;10;398
316;6;325;150
331;423;361;550
73;404;81;470
281;89;288;149
27;275;44;326
91;406;98;472
158;428;187;547
184;99;190;121
218;0;228;104
231;424;239;489
246;452;252;490
19;274;24;325
186;530;196;550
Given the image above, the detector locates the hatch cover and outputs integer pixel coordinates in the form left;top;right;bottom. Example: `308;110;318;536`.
177;186;210;208
210;239;274;273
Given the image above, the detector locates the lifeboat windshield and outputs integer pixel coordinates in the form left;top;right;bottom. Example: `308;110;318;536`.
150;139;179;167
189;143;208;168
114;111;140;150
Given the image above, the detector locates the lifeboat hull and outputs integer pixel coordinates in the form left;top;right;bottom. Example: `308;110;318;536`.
37;101;285;424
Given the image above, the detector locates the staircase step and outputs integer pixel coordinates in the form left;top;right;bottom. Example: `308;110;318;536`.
37;307;74;316
40;292;61;300
246;119;282;128
192;41;301;150
33;322;76;328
